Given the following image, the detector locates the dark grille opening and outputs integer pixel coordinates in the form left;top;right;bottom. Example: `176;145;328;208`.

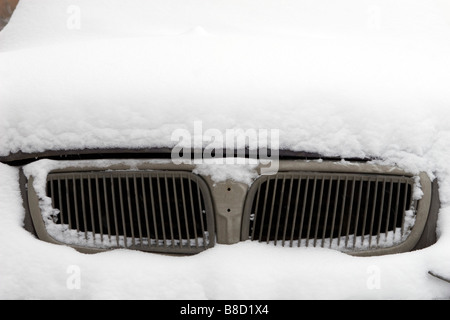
244;173;416;251
46;171;214;253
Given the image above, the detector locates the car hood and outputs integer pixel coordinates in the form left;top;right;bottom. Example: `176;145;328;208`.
1;0;450;163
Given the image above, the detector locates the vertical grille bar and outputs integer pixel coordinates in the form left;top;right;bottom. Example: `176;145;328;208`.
344;177;356;248
111;175;120;246
359;178;371;247
328;176;340;248
392;182;402;239
281;176;295;246
368;178;379;247
401;182;410;236
385;179;394;241
266;176;279;244
288;176;302;247
148;175;159;245
188;178;199;248
313;176;325;247
57;179;64;226
95;176;103;242
274;176;286;246
337;177;348;247
196;177;207;248
297;176;310;247
65;178;72;230
164;175;175;248
140;174;151;246
321;176;333;247
352;178;364;248
73;175;80;234
103;176;111;242
250;181;262;241
258;176;271;242
305;177;317;247
80;176;88;240
125;177;135;246
87;175;96;242
133;175;143;246
172;176;183;246
180;176;191;248
156;173;167;246
50;179;55;210
118;176;128;247
376;178;386;246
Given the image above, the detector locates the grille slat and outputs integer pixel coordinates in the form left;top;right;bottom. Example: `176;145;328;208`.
266;176;279;244
57;179;64;227
274;176;286;246
401;182;410;237
196;177;207;248
111;176;120;246
80;178;88;240
336;178;348;247
133;176;143;246
392;182;401;240
65;178;72;230
376;178;386;245
281;176;294;247
288;177;302;247
95;177;103;242
321;176;333;248
46;171;214;254
296;176;309;247
87;176;96;242
244;172;417;252
180;177;191;248
306;178;317;247
258;176;271;242
344;178;356;247
140;174;151;246
103;177;111;242
359;179;371;247
172;176;183;247
148;175;158;244
368;178;379;247
250;181;262;241
188;178;199;248
314;177;325;247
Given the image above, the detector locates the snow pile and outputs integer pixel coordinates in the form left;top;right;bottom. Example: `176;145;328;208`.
2;162;450;299
1;0;450;299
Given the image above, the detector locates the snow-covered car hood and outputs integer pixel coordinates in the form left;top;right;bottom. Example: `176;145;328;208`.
1;0;450;299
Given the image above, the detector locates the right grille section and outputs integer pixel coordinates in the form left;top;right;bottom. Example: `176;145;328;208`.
243;173;417;252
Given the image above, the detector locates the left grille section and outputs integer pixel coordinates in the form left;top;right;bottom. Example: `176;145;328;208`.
46;171;215;254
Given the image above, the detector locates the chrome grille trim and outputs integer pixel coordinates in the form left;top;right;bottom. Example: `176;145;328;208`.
42;171;215;254
242;171;430;255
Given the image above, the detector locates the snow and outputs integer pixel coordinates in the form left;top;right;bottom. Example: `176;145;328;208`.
2;162;450;299
192;160;259;185
1;0;450;299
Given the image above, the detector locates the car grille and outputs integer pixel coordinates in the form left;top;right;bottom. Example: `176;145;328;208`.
242;172;417;251
46;171;215;254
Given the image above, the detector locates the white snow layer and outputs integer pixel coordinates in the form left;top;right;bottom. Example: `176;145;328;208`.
1;0;450;299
